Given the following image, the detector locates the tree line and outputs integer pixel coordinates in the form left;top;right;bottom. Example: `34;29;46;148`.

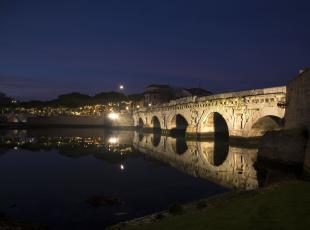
0;91;144;108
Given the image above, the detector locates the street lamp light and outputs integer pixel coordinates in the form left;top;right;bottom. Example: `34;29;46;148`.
108;137;119;144
108;112;119;120
119;85;124;90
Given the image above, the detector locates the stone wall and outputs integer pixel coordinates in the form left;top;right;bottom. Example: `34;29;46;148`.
258;130;308;166
304;139;310;174
284;68;310;173
258;69;310;170
285;68;310;130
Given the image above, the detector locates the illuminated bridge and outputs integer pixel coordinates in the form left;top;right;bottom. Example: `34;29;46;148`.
133;86;286;137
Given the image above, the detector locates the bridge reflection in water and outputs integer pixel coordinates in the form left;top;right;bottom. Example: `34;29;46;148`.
133;132;259;190
0;129;291;191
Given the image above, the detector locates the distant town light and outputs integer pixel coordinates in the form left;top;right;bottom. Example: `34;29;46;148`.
148;103;152;107
119;85;124;90
108;112;119;120
108;137;119;144
136;105;140;109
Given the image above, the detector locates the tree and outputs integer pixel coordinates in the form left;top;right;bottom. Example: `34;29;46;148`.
52;92;92;107
94;91;127;104
0;92;12;106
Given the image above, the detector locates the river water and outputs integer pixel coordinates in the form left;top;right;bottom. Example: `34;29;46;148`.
0;128;280;229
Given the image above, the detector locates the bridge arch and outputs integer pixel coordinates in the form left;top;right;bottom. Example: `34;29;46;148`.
151;116;161;132
200;112;229;137
137;117;144;129
250;115;284;136
170;114;189;135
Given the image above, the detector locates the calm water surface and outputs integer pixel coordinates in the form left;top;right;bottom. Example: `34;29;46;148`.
0;128;265;229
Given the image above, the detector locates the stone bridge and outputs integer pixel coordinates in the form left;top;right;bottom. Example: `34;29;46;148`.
133;86;286;137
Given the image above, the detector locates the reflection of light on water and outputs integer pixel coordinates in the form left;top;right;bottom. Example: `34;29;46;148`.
120;164;125;170
108;137;119;144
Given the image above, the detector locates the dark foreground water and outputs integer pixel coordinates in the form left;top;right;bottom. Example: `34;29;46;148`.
0;128;270;229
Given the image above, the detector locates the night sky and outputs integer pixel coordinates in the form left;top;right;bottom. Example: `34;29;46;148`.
0;0;309;100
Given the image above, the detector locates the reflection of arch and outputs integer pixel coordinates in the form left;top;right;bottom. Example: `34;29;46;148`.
170;114;189;136
151;116;161;132
138;132;144;142
201;112;229;137
171;137;188;155
251;115;283;136
200;137;229;166
152;133;161;147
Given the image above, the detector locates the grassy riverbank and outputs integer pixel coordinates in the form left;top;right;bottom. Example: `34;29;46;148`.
109;181;310;230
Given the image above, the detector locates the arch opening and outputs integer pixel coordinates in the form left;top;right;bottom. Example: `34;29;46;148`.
251;115;284;136
137;118;144;130
171;114;189;136
152;116;161;133
201;112;229;138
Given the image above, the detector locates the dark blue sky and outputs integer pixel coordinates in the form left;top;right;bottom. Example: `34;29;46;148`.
0;0;309;100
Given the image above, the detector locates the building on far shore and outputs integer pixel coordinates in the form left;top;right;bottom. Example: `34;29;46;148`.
144;84;212;107
144;85;174;106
